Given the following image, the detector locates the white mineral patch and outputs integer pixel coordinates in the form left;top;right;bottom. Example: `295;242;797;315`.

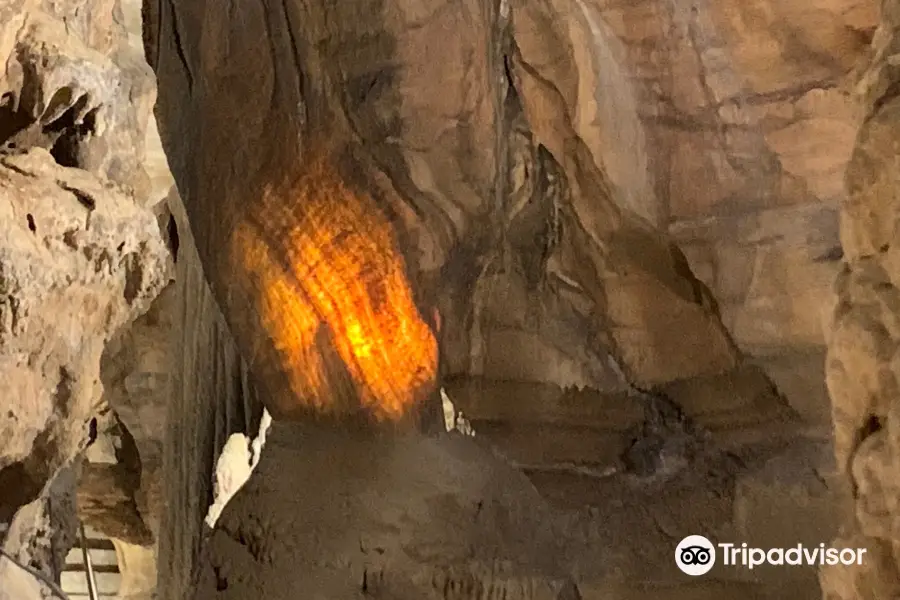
440;387;475;437
250;408;273;470
204;408;273;528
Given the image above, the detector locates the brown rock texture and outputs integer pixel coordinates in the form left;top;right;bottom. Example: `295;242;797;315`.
157;186;264;600
99;283;175;541
822;1;900;595
0;0;172;595
0;149;170;595
193;423;579;600
568;0;875;357
3;0;891;596
145;0;754;408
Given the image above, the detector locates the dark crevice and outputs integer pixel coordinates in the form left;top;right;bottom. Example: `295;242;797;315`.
849;414;886;498
87;418;98;446
58;181;97;211
53;367;74;417
0;92;32;150
167;213;180;262
0;429;60;527
860;414;884;441
113;417;144;485
41;88;80;129
166;0;195;90
1;83;99;167
873;79;900;116
48;104;97;169
0;462;44;524
142;0;163;71
122;249;146;305
214;565;228;591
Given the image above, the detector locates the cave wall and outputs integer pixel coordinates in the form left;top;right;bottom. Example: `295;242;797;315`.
822;1;900;595
515;0;883;435
155;186;262;600
2;0;899;595
0;0;172;595
140;0;773;593
588;0;877;355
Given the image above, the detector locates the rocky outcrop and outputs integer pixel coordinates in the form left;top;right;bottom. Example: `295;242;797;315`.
0;149;170;595
590;0;875;354
99;283;175;541
822;2;900;596
0;1;172;595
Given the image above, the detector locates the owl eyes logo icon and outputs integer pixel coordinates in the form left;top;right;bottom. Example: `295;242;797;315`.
676;535;716;576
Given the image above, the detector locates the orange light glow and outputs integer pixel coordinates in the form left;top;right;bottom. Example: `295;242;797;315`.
231;153;438;421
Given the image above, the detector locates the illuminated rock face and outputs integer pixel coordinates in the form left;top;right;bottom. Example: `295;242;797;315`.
231;153;438;421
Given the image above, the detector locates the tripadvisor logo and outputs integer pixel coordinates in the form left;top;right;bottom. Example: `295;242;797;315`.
675;535;869;576
675;535;716;576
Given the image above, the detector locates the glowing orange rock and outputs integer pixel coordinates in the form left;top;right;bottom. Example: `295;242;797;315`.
230;152;438;421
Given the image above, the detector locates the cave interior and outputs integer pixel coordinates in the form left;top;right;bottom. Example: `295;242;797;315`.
0;0;897;598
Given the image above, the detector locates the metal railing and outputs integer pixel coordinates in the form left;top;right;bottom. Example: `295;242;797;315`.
0;521;115;600
78;522;100;600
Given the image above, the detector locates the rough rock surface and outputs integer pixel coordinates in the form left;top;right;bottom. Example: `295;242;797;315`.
0;149;170;594
193;423;579;600
2;0;893;597
587;0;875;353
140;0;876;427
822;1;900;596
157;186;264;600
100;282;175;540
0;0;172;595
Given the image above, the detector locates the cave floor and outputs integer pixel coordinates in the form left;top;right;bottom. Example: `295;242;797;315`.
446;376;847;600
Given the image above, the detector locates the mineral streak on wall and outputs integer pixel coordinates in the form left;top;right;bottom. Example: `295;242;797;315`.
230;152;438;421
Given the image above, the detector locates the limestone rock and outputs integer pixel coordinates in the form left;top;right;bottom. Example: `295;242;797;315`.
565;0;873;359
672;203;842;353
0;149;170;466
823;1;900;595
1;7;157;200
0;148;171;590
148;0;755;405
100;283;175;540
0;0;172;591
144;0;812;591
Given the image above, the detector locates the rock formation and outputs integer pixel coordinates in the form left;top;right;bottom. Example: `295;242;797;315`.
0;0;172;596
142;0;837;595
822;1;900;595
3;0;900;596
